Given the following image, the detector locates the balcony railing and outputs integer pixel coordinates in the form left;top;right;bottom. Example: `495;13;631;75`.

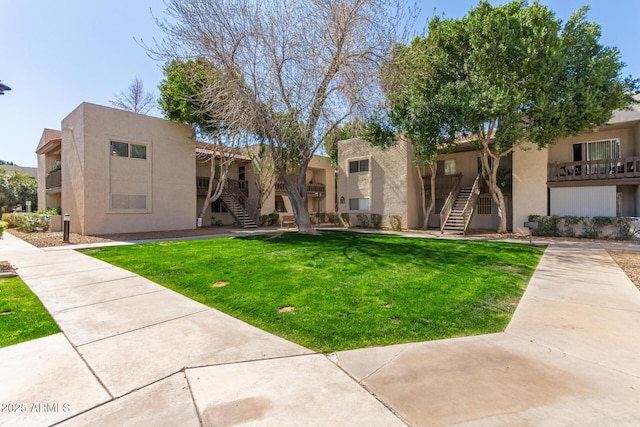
45;170;61;190
424;173;462;198
196;177;248;198
276;181;326;195
548;157;640;182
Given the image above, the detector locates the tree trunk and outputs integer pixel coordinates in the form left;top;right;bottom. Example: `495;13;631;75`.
279;167;316;234
479;145;508;233
197;156;228;226
416;162;436;229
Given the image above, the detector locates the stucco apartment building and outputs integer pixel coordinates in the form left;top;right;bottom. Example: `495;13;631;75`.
338;104;640;233
36;103;335;235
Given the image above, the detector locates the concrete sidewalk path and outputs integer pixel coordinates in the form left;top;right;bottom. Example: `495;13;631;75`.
1;232;640;426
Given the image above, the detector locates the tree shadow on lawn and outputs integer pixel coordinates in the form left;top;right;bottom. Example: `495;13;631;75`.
236;231;544;276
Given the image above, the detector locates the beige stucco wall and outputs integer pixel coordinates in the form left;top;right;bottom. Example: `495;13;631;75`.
256;154;335;217
60;103;196;235
512;143;548;233
548;127;636;164
338;138;416;228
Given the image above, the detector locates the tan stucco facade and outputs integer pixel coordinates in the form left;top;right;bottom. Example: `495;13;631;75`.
338;137;422;229
512;143;548;233
36;103;336;234
337;106;640;233
38;103;196;235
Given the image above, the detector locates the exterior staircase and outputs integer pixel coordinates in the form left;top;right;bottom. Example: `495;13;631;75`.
219;190;257;228
440;174;482;235
441;187;473;233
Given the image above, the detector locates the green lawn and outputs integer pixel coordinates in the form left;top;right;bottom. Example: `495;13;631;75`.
81;231;544;352
0;275;60;348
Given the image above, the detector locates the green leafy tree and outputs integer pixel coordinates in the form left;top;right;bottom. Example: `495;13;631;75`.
159;58;245;225
389;1;637;232
323;120;365;167
0;169;37;212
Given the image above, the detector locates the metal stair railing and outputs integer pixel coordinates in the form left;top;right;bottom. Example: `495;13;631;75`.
461;174;482;234
440;174;462;233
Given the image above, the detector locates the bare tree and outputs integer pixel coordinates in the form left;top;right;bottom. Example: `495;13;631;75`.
152;0;411;233
247;143;277;222
195;132;242;226
110;77;156;114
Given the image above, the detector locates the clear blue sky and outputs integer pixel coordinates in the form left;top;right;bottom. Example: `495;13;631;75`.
1;0;638;167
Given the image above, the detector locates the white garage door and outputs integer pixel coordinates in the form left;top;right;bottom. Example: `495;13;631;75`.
550;186;616;217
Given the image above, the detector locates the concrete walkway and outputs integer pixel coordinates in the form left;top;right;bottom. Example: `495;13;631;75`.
0;232;639;426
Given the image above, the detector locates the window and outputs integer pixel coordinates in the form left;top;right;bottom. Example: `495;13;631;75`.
349;198;370;211
111;141;129;157
275;195;287;212
349;159;369;173
476;196;494;215
444;159;456;175
130;144;147;159
111;141;147;159
573;139;620;175
111;194;147;210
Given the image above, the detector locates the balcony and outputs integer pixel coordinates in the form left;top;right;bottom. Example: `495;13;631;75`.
45;170;61;192
276;181;326;195
548;157;640;185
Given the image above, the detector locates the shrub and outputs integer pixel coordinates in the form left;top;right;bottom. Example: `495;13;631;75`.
260;214;273;226
327;212;340;225
356;214;370;228
371;213;382;229
268;213;280;225
562;216;583;237
46;163;61;176
613;217;635;240
15;213;51;232
1;213;19;228
389;215;402;231
581;216;614;239
0;220;7;238
339;213;350;227
37;208;59;216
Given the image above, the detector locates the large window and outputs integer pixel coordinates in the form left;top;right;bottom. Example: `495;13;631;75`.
573;139;620;162
111;141;147;159
349;159;369;173
573;139;620;174
349;198;370;211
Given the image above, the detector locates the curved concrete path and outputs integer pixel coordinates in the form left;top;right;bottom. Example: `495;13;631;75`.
1;232;639;426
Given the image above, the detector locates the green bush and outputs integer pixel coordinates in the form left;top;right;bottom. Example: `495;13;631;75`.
260;214;272;226
581;216;614;239
1;213;18;228
15;213;51;232
389;215;402;231
268;213;280;225
0;220;7;238
371;214;382;229
612;217;636;240
327;212;340;225
529;214;637;240
562;216;583;237
339;213;350;227
356;214;370;228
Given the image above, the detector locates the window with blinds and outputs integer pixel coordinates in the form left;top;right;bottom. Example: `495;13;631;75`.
573;139;620;175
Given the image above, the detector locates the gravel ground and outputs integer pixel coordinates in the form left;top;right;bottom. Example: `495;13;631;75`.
5;227;639;291
607;250;640;291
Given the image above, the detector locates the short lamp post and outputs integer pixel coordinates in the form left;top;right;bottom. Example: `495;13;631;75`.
63;214;70;243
